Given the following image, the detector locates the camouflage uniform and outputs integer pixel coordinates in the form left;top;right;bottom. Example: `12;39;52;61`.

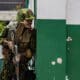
15;8;36;54
0;8;36;80
0;22;16;80
15;8;36;80
0;46;15;80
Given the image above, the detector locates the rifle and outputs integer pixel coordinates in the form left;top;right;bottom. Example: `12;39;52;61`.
7;21;20;80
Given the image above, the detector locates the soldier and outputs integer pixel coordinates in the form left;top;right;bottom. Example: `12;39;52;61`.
0;45;15;80
15;8;36;80
0;21;16;80
0;8;36;80
16;8;36;53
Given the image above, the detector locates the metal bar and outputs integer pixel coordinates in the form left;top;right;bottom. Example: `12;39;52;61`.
34;0;37;28
25;0;29;8
0;2;23;4
15;45;20;80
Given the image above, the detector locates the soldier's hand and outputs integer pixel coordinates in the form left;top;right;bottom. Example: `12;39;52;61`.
7;41;13;49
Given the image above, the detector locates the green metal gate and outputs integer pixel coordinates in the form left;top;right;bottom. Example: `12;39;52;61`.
36;20;66;80
67;25;80;80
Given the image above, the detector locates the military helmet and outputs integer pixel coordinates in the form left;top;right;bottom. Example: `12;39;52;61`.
17;8;34;21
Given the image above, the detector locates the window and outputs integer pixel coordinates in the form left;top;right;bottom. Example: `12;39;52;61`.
0;0;25;10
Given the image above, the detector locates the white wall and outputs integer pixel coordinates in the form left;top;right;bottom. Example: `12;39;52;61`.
66;0;80;24
29;0;34;13
37;0;67;19
0;0;79;23
0;11;17;20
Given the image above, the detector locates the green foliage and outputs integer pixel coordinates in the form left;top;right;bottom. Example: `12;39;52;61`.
0;21;7;44
0;21;6;36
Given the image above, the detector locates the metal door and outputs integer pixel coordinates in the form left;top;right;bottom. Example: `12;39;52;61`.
36;20;66;80
67;25;80;80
